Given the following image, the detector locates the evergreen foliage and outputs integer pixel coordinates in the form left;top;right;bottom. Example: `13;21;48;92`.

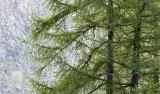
29;0;160;94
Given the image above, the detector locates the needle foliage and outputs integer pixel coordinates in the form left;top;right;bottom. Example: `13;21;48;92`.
29;0;160;94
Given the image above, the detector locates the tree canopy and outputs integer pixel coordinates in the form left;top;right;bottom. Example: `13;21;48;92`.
29;0;160;94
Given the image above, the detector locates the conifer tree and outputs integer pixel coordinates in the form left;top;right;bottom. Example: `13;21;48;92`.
29;0;160;94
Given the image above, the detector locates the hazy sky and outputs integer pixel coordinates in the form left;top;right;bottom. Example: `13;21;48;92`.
0;0;46;93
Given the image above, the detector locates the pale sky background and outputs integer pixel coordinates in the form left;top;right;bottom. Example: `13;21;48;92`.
0;0;47;93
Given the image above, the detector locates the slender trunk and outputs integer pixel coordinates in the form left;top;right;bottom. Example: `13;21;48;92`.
153;67;159;93
107;0;114;94
131;0;146;92
153;37;159;85
154;68;159;83
107;29;114;94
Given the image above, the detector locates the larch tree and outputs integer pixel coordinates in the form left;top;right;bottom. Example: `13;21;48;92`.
28;0;160;94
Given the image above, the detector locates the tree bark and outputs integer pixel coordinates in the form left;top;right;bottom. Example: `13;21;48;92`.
154;68;159;83
107;0;114;94
131;0;147;91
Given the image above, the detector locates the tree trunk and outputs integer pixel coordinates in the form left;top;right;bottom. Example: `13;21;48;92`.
131;0;147;92
107;0;114;94
154;68;159;83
